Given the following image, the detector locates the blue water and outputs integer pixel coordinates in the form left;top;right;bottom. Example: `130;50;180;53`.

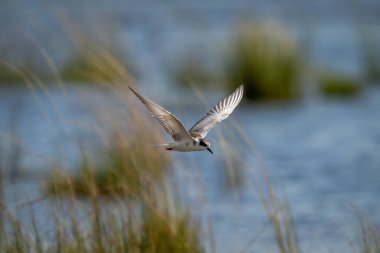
1;0;380;252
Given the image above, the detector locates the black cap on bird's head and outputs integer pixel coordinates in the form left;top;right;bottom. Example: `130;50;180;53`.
199;139;213;154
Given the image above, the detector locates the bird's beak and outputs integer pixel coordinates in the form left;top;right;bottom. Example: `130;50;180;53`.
207;148;213;154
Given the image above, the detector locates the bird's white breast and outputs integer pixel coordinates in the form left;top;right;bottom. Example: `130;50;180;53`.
169;141;206;152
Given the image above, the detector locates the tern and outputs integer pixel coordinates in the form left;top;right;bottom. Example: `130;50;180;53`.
129;85;244;154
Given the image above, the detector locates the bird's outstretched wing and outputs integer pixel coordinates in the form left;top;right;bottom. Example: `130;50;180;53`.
129;87;193;142
189;85;244;138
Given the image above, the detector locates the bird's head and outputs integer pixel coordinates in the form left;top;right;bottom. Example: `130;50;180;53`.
199;139;213;154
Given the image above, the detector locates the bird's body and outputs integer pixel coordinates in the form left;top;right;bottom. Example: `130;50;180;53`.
129;85;244;154
161;140;207;152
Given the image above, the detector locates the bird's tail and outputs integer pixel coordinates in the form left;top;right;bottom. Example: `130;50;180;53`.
152;143;170;148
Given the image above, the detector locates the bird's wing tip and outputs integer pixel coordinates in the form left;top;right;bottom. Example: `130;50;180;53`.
128;86;140;96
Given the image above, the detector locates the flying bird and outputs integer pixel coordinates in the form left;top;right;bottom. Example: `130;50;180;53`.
129;85;244;154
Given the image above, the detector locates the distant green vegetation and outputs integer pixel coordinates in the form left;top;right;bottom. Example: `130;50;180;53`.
0;61;41;85
358;27;380;84
224;22;300;101
60;56;96;82
0;39;135;86
171;54;216;88
319;74;362;97
60;45;135;84
0;66;26;83
364;60;380;84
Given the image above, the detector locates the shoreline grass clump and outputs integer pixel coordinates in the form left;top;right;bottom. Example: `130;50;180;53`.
45;128;171;197
132;204;203;253
0;179;204;253
319;73;362;97
224;22;300;101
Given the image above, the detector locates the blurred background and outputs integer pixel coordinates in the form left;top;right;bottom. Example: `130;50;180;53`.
0;0;380;253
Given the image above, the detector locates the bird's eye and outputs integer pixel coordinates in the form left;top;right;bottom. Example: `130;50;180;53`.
199;141;207;147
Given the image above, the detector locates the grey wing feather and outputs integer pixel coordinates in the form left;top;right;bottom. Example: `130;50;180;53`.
189;85;244;138
129;87;193;141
